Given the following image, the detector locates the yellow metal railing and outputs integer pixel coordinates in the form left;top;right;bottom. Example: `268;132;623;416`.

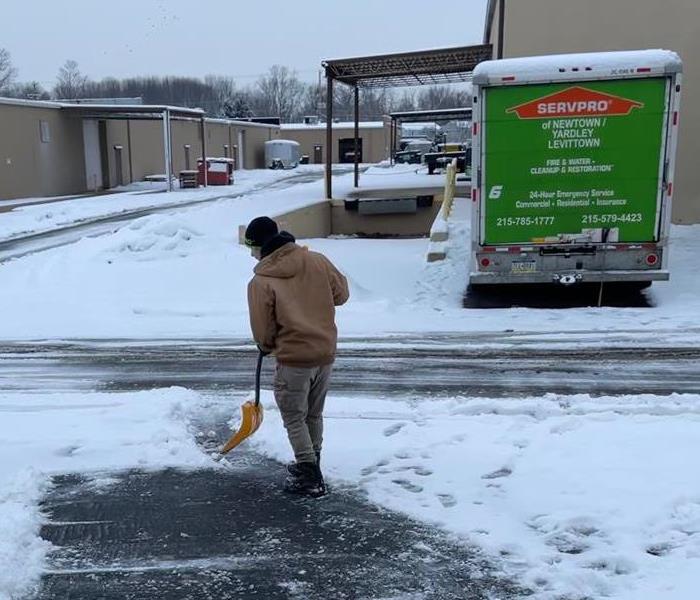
441;158;458;219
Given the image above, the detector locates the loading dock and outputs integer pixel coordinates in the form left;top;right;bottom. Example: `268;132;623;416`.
61;104;208;192
321;44;491;198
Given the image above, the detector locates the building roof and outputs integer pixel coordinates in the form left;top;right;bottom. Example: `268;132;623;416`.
0;97;64;110
60;103;204;120
0;97;279;128
280;121;386;130
206;117;280;129
322;45;493;88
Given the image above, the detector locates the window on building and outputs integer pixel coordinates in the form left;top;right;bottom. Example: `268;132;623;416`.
39;120;51;143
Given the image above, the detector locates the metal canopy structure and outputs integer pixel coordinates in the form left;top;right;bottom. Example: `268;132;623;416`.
321;44;492;198
61;104;208;191
388;107;473;163
389;107;473;123
322;44;493;88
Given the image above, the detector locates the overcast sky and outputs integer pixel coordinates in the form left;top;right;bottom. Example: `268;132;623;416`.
4;0;487;87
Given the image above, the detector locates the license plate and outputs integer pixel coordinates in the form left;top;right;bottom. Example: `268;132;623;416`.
511;261;537;273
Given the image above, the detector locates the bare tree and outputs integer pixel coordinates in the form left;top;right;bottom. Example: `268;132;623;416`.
54;60;89;99
254;65;305;121
0;48;18;93
416;85;469;110
13;81;50;100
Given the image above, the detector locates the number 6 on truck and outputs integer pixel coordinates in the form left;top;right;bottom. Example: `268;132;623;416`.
488;185;503;200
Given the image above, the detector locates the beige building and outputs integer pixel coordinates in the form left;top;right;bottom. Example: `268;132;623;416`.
279;121;390;165
0;98;280;202
484;0;700;223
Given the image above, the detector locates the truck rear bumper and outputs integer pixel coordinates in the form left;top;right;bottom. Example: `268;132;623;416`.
469;270;669;285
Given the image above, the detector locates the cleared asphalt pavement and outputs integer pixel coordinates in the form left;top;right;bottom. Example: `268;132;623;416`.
6;338;546;600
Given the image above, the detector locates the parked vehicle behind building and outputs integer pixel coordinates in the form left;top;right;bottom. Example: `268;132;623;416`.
265;140;301;169
469;49;682;290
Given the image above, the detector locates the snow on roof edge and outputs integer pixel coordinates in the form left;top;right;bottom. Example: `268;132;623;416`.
280;121;386;130
473;49;682;83
265;139;300;146
0;97;64;110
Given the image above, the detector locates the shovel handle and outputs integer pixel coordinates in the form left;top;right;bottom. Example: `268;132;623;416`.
254;350;264;407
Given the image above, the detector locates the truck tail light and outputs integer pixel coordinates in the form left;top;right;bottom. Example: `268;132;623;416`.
480;257;491;268
645;253;659;266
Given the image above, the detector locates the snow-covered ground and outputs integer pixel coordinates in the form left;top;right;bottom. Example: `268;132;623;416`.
1;170;699;344
2;166;699;599
0;167;320;242
0;387;211;599
253;391;700;600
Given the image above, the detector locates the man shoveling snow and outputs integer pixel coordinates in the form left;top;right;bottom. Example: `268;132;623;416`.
244;216;349;498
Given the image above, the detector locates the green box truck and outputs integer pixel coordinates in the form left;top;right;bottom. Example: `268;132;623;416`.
470;50;682;288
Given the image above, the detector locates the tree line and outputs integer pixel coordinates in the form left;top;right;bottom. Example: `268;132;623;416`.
0;50;470;122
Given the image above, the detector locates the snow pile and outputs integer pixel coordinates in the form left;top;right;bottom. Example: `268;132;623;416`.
105;217;204;262
252;391;700;600
0;388;212;599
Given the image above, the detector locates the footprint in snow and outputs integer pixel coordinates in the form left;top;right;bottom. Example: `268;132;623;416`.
383;422;407;437
392;479;423;493
481;467;513;480
55;445;81;457
413;466;433;476
437;493;457;508
360;458;391;476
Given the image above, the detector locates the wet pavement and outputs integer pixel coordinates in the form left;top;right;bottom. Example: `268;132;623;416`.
2;339;699;398
4;336;697;598
6;337;540;599
36;448;524;600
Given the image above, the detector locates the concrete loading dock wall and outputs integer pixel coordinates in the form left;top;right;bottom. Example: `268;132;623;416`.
238;191;451;243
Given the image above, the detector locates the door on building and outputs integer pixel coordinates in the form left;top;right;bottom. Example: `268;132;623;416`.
313;144;323;164
82;119;103;191
113;145;124;187
338;138;362;163
237;130;246;169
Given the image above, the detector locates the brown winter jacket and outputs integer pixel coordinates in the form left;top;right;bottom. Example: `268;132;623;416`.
247;242;349;367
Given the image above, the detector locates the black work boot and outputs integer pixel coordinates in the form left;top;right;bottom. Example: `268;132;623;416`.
287;451;321;478
284;462;326;498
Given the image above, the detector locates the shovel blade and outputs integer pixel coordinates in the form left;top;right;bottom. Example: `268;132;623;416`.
220;400;264;455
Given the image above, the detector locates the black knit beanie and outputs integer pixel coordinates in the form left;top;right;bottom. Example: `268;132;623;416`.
244;216;278;248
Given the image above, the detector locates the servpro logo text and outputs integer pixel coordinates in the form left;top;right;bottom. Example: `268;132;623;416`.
507;87;643;119
538;100;611;116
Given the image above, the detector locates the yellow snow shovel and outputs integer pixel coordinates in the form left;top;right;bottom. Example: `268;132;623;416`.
220;350;265;454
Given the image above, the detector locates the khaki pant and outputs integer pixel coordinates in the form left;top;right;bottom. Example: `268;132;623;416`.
273;363;333;464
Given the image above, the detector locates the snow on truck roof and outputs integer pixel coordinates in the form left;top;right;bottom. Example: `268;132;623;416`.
473;49;682;84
